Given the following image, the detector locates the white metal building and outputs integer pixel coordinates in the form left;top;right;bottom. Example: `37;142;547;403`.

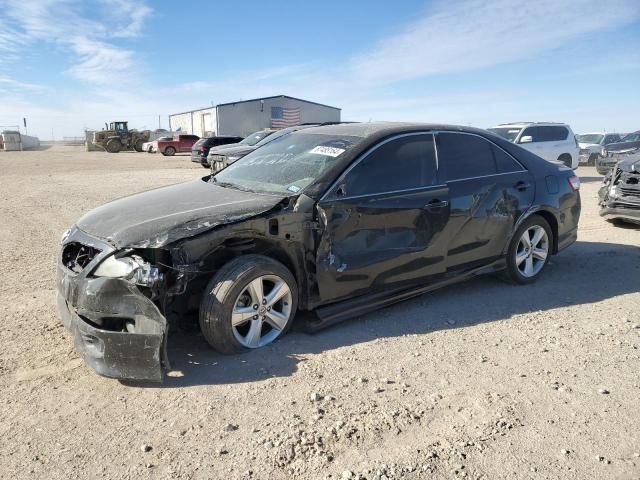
169;95;341;138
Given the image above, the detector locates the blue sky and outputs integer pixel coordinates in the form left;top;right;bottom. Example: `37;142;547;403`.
0;0;639;138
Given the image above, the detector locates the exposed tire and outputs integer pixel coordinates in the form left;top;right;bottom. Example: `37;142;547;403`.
558;154;573;169
596;166;609;175
201;161;210;169
501;215;553;285
199;255;298;354
163;146;176;156
105;138;122;153
133;139;145;152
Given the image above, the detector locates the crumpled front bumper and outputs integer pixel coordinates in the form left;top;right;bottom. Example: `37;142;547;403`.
600;204;640;224
57;228;168;382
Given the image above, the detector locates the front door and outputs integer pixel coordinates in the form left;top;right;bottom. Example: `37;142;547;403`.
315;133;450;303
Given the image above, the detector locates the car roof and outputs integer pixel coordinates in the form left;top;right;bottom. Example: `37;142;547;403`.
493;122;570;128
293;121;492;138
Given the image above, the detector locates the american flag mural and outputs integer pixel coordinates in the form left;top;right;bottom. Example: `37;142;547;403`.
271;106;301;128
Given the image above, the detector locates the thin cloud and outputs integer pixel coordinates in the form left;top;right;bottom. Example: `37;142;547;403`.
350;0;640;84
0;0;152;84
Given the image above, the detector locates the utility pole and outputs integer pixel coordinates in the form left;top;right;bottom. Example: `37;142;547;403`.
158;115;161;130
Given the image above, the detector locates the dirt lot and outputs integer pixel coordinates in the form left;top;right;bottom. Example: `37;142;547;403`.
0;145;638;480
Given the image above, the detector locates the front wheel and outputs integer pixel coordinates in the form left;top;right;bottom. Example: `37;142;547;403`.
199;255;298;354
502;215;553;284
105;138;122;153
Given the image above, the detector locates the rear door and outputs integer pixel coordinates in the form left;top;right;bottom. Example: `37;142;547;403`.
316;133;450;302
436;132;534;271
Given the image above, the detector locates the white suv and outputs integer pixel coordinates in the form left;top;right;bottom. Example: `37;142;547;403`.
488;122;579;169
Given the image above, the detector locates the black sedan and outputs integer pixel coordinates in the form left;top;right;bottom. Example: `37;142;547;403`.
57;123;581;381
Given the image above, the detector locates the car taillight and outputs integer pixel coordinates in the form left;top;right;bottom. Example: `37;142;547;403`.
568;175;580;191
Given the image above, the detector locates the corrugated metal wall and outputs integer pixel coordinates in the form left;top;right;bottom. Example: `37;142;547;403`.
169;107;217;137
217;97;340;137
169;97;340;138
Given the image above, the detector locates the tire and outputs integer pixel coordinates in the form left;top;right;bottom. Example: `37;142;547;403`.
163;146;176;156
133;139;144;152
501;215;553;285
199;255;298;354
201;160;210;169
596;166;608;175
588;154;599;166
105;138;122;153
558;154;573;169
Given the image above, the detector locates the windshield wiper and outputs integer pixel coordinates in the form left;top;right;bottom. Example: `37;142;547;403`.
213;180;254;192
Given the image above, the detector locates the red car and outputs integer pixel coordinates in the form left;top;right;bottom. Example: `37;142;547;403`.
157;134;200;156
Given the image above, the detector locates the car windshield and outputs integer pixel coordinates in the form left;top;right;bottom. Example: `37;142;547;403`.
620;132;640;142
212;132;362;195
487;127;523;142
577;134;604;144
239;131;272;146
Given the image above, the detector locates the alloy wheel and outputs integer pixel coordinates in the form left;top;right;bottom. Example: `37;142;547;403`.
231;274;293;348
515;225;549;278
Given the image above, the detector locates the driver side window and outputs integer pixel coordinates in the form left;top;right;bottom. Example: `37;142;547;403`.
340;134;437;197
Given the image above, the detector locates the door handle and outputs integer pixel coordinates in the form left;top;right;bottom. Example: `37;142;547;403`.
424;199;449;211
515;181;531;191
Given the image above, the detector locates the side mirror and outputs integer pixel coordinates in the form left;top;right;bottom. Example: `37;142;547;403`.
519;135;533;144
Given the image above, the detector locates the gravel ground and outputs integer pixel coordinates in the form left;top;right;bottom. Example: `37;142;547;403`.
0;145;638;480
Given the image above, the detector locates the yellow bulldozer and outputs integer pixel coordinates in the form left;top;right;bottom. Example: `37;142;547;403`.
93;121;150;153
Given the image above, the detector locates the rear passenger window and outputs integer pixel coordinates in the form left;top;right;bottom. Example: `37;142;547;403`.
492;145;523;173
437;133;497;180
342;134;437;196
538;126;568;141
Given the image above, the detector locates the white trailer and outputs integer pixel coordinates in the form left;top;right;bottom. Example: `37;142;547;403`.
0;131;40;151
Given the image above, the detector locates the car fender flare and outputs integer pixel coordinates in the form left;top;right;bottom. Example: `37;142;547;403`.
502;207;560;256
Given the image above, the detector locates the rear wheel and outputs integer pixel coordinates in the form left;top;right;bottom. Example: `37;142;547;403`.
163;146;176;156
502;215;553;284
558;154;573;168
105;138;122;153
133;139;144;152
199;255;298;354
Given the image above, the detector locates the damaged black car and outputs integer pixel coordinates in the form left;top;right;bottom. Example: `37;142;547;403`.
57;123;581;382
599;154;640;225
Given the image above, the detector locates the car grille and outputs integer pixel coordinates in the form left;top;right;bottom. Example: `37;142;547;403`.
620;187;640;198
62;242;101;273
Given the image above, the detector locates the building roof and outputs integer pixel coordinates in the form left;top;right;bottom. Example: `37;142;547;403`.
170;95;341;117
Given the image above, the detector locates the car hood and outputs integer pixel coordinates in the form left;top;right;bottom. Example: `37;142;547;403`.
208;143;248;155
616;155;640;173
578;142;599;149
77;178;285;248
214;145;255;157
607;140;640;152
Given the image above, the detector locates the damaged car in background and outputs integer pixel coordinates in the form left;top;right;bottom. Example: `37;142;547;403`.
599;153;640;225
57;123;581;382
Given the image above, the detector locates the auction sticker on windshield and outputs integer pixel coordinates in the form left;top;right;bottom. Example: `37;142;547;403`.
309;145;346;157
